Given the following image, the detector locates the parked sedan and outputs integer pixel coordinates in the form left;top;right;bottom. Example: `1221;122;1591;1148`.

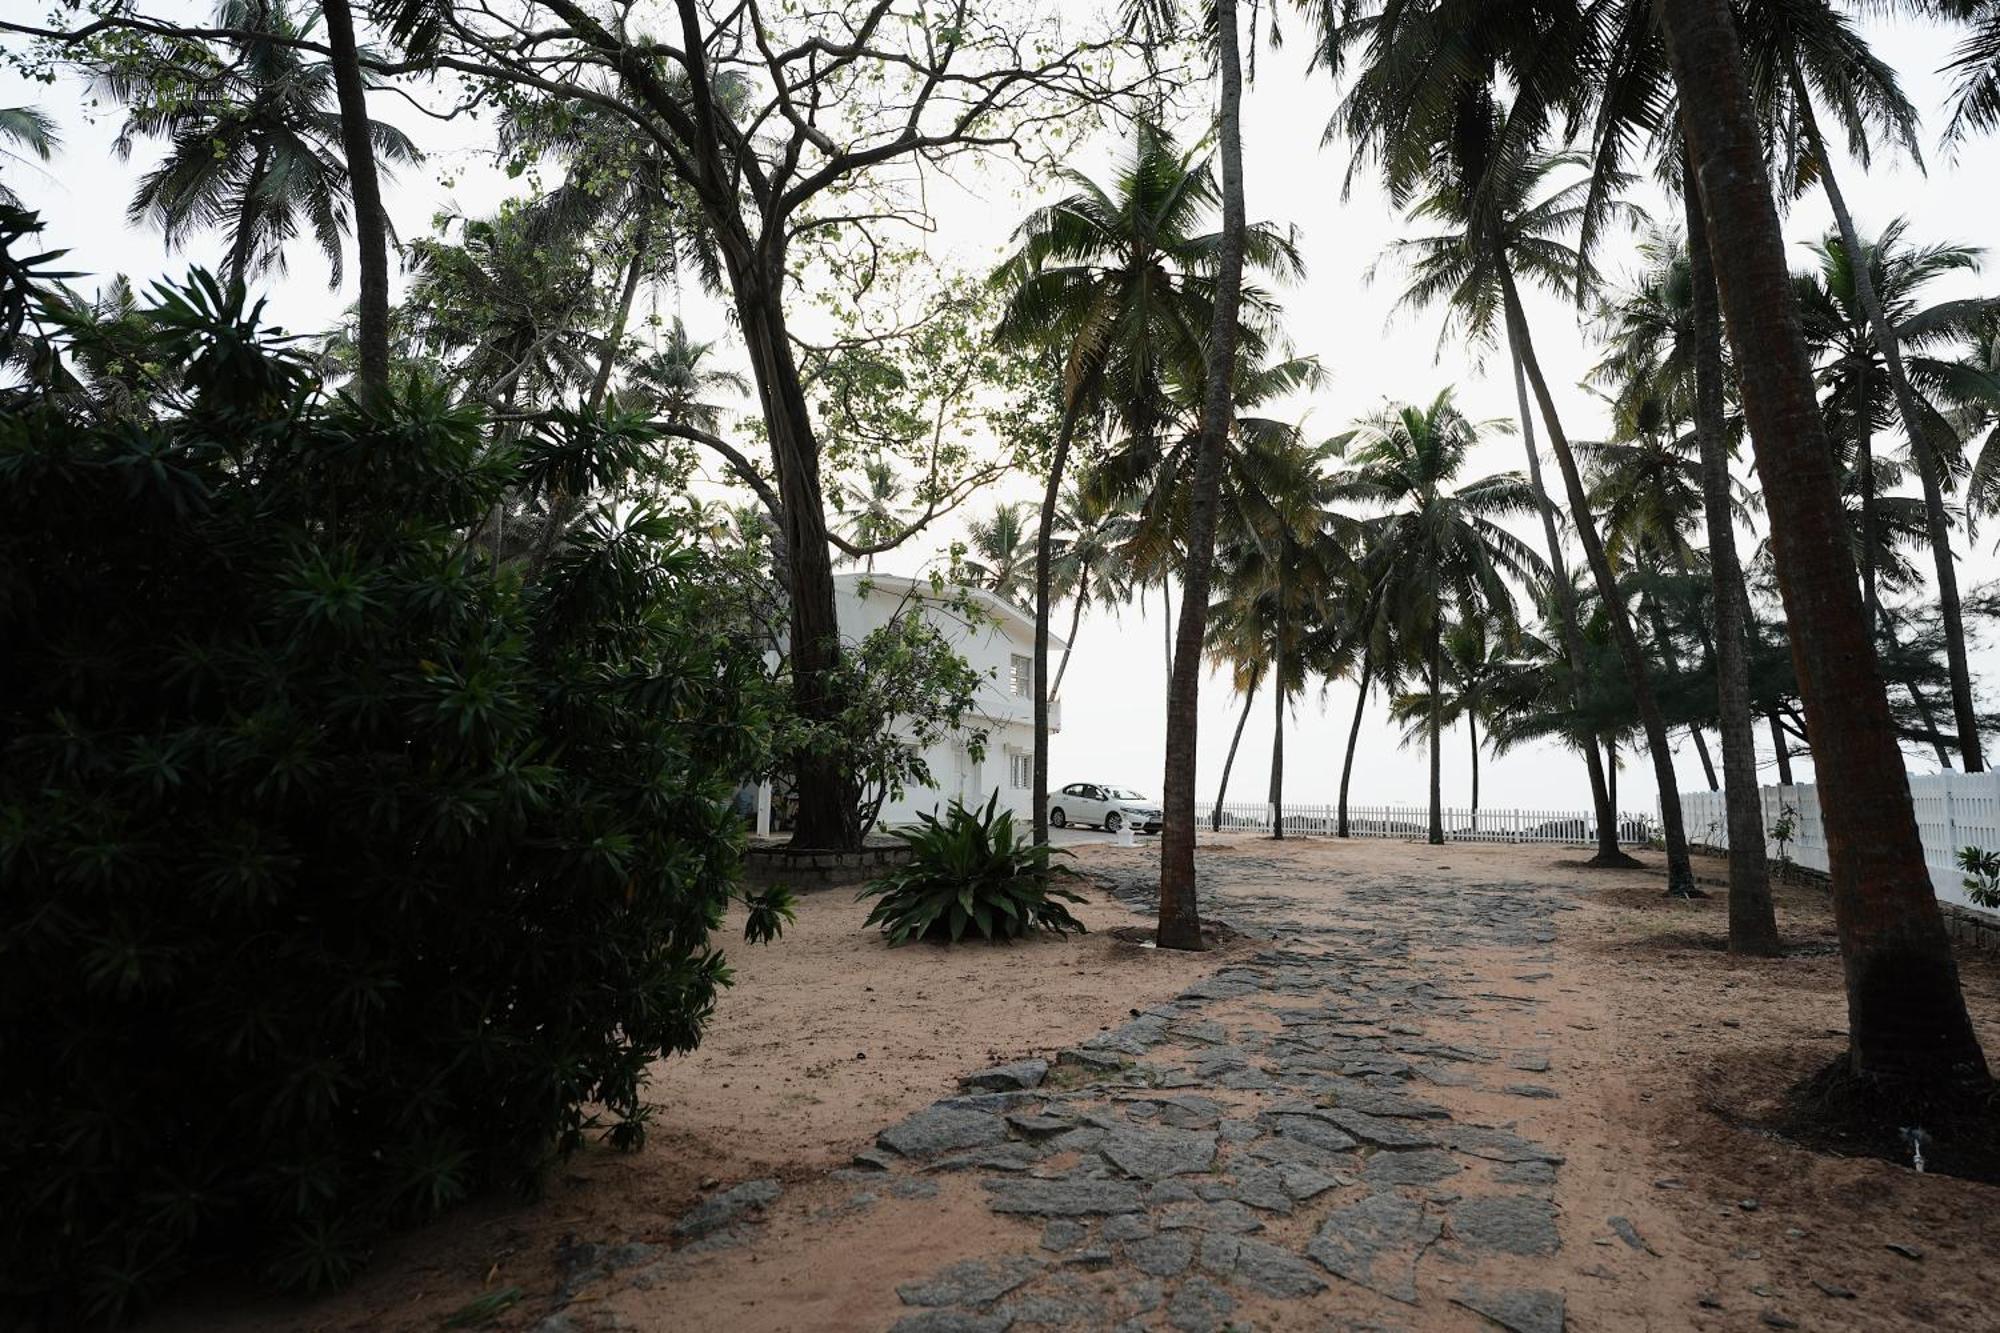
1048;783;1163;834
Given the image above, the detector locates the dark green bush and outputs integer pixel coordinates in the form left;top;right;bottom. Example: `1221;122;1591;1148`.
858;793;1087;944
0;267;780;1325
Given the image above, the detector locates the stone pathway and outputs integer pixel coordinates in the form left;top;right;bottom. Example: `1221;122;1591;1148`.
635;854;1590;1332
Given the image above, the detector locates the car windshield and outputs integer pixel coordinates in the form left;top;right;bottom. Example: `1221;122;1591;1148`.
1106;787;1147;800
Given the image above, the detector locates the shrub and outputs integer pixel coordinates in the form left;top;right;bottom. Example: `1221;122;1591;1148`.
0;268;783;1325
858;793;1087;944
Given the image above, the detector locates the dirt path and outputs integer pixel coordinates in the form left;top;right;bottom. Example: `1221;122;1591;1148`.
167;839;2000;1332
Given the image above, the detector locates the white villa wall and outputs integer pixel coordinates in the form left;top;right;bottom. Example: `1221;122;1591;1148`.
762;574;1061;832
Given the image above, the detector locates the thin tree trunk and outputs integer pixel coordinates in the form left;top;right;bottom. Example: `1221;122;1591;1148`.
1338;652;1372;838
228;142;270;288
1858;357;1882;635
1159;0;1246;952
1770;713;1795;784
589;214;650;412
1501;264;1698;894
1509;340;1627;865
1646;596;1718;790
1793;73;1983;773
1666;0;1988;1086
1033;393;1091;846
1161;579;1175;681
1050;571;1090;700
1469;711;1480;829
1268;650;1285;841
1427;627;1445;846
321;0;390;400
530;221;655;579
1684;147;1779;955
1213;675;1259;832
1606;737;1617;816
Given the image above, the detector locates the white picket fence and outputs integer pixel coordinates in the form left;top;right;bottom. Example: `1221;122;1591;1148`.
1207;801;1659;846
1679;772;2000;913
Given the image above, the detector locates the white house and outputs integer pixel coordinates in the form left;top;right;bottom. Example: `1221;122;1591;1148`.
754;572;1063;833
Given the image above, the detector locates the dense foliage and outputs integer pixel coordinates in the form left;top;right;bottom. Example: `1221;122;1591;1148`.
859;793;1086;944
0;259;783;1324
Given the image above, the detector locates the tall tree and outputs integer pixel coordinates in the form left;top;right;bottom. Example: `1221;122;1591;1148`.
995;119;1298;845
1380;106;1637;866
1661;0;1989;1088
1333;391;1541;845
1160;0;1249;950
964;502;1037;607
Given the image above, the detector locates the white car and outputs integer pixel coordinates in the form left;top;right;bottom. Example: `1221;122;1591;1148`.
1048;783;1163;834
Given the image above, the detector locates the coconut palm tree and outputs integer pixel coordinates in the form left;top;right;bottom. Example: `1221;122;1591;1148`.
1376;104;1640;872
1049;483;1137;701
1330;391;1543;845
1389;619;1516;829
0;108;57;208
964;503;1036;608
993;116;1300;850
623;316;751;432
1661;0;1989;1087
97;0;416;290
832;456;911;574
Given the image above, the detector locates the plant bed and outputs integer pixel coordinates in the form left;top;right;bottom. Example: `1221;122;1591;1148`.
742;837;916;889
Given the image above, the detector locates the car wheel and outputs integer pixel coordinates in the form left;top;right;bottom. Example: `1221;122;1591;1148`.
1104;811;1123;834
1050;807;1067;829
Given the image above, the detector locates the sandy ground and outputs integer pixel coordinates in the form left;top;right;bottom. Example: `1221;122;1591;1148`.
155;837;2000;1332
160;876;1245;1332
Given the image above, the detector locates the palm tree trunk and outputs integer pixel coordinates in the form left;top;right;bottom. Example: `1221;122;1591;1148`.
588;213;651;412
1050;570;1090;701
1268;657;1285;841
1338;652;1372;838
1033;393;1091;846
1469;711;1480;830
1213;674;1259;832
1161;579;1175;681
1427;626;1445;846
1159;0;1246;952
1666;0;1987;1086
1792;72;1983;772
1607;736;1618;815
228;142;271;288
1501;263;1698;894
1769;713;1795;784
1857;358;1883;636
321;0;390;400
1684;149;1779;955
1645;596;1718;790
1509;340;1626;865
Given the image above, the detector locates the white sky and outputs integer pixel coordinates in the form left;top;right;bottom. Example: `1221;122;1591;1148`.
6;6;1997;817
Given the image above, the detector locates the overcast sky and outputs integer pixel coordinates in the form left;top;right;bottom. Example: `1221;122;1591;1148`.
6;5;1996;818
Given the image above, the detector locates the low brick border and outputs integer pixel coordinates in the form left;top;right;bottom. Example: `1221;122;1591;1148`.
742;838;915;890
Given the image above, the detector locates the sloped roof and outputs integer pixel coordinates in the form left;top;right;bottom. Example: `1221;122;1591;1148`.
833;571;1066;651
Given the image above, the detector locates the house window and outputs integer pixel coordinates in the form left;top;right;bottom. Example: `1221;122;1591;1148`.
1010;653;1033;697
1010;752;1032;789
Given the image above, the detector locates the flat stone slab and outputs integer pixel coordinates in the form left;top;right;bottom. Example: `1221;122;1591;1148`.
982;1178;1145;1217
1451;1284;1567;1333
1362;1148;1463;1186
879;1106;1008;1158
1448;1195;1561;1256
671;1179;781;1240
1266;1113;1362;1153
960;1060;1049;1092
1306;1192;1441;1304
1165;1274;1236;1333
1445;1126;1566;1164
897;1255;1044;1307
1320;1107;1439;1149
1198;1234;1328;1298
1126;1233;1195;1276
1100;1125;1219;1179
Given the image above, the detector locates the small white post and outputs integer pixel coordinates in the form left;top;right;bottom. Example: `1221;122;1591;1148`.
756;780;773;837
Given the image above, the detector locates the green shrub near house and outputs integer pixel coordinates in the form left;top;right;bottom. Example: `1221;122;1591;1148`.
859;793;1087;943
